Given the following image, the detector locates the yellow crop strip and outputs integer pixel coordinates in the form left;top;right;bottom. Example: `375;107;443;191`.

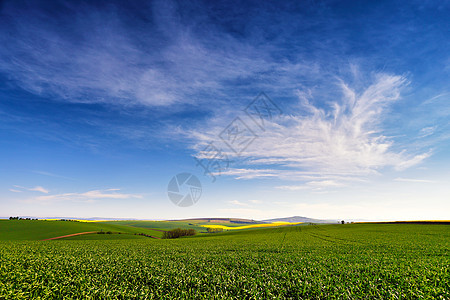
201;221;303;230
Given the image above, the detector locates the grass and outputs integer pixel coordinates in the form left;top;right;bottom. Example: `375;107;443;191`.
61;233;148;240
0;220;164;240
0;223;448;298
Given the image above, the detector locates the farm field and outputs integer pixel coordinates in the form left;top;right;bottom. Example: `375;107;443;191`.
0;223;448;298
0;220;165;240
0;219;307;241
102;220;207;232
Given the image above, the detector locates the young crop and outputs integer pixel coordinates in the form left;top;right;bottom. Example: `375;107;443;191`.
0;224;448;299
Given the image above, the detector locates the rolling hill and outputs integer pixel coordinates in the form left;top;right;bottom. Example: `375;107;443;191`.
263;216;338;224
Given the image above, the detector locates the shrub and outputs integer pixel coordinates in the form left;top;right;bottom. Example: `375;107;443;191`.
162;228;196;239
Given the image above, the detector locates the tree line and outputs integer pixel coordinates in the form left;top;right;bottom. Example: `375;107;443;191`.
9;217;38;220
162;228;196;239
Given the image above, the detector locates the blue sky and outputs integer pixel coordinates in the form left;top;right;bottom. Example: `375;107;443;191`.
0;0;449;220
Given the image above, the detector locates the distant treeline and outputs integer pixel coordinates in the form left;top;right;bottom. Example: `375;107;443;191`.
163;228;196;239
8;217;83;221
9;217;38;220
134;233;156;238
229;220;255;224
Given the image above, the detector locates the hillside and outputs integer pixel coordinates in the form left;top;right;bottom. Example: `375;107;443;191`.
170;217;259;224
0;220;161;240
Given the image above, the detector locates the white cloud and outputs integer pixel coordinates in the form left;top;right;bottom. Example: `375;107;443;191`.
193;74;430;187
32;170;74;180
26;189;142;204
276;180;344;191
248;199;263;204
307;180;344;188
13;185;49;194
227;199;264;207
394;151;432;171
418;126;436;138
0;1;279;108
217;168;280;180
276;185;309;191
29;186;50;194
228;200;250;207
394;177;435;183
423;92;450;105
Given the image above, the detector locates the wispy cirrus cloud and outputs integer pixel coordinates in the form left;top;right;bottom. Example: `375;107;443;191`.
12;185;49;194
3;0;445;158
0;0;289;108
32;170;75;180
276;180;344;191
25;188;142;204
418;126;437;138
192;73;431;188
394;178;435;183
228;200;250;207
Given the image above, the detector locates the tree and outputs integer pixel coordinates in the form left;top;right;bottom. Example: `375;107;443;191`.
162;228;196;239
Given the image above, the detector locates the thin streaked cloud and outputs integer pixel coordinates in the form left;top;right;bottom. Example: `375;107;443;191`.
25;189;142;204
32;170;75;180
193;74;431;188
12;185;49;194
394;178;435;183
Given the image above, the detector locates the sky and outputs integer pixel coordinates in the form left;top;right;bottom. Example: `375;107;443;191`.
0;0;449;221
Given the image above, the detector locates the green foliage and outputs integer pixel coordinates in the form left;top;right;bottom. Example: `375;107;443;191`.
162;228;196;239
0;224;449;298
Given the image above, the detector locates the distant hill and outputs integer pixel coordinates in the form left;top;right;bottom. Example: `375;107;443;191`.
262;216;338;224
173;217;259;224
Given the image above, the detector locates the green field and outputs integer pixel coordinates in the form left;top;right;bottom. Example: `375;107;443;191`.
0;219;221;241
0;221;448;298
103;220;207;232
61;232;149;240
0;219;292;241
0;220;168;240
